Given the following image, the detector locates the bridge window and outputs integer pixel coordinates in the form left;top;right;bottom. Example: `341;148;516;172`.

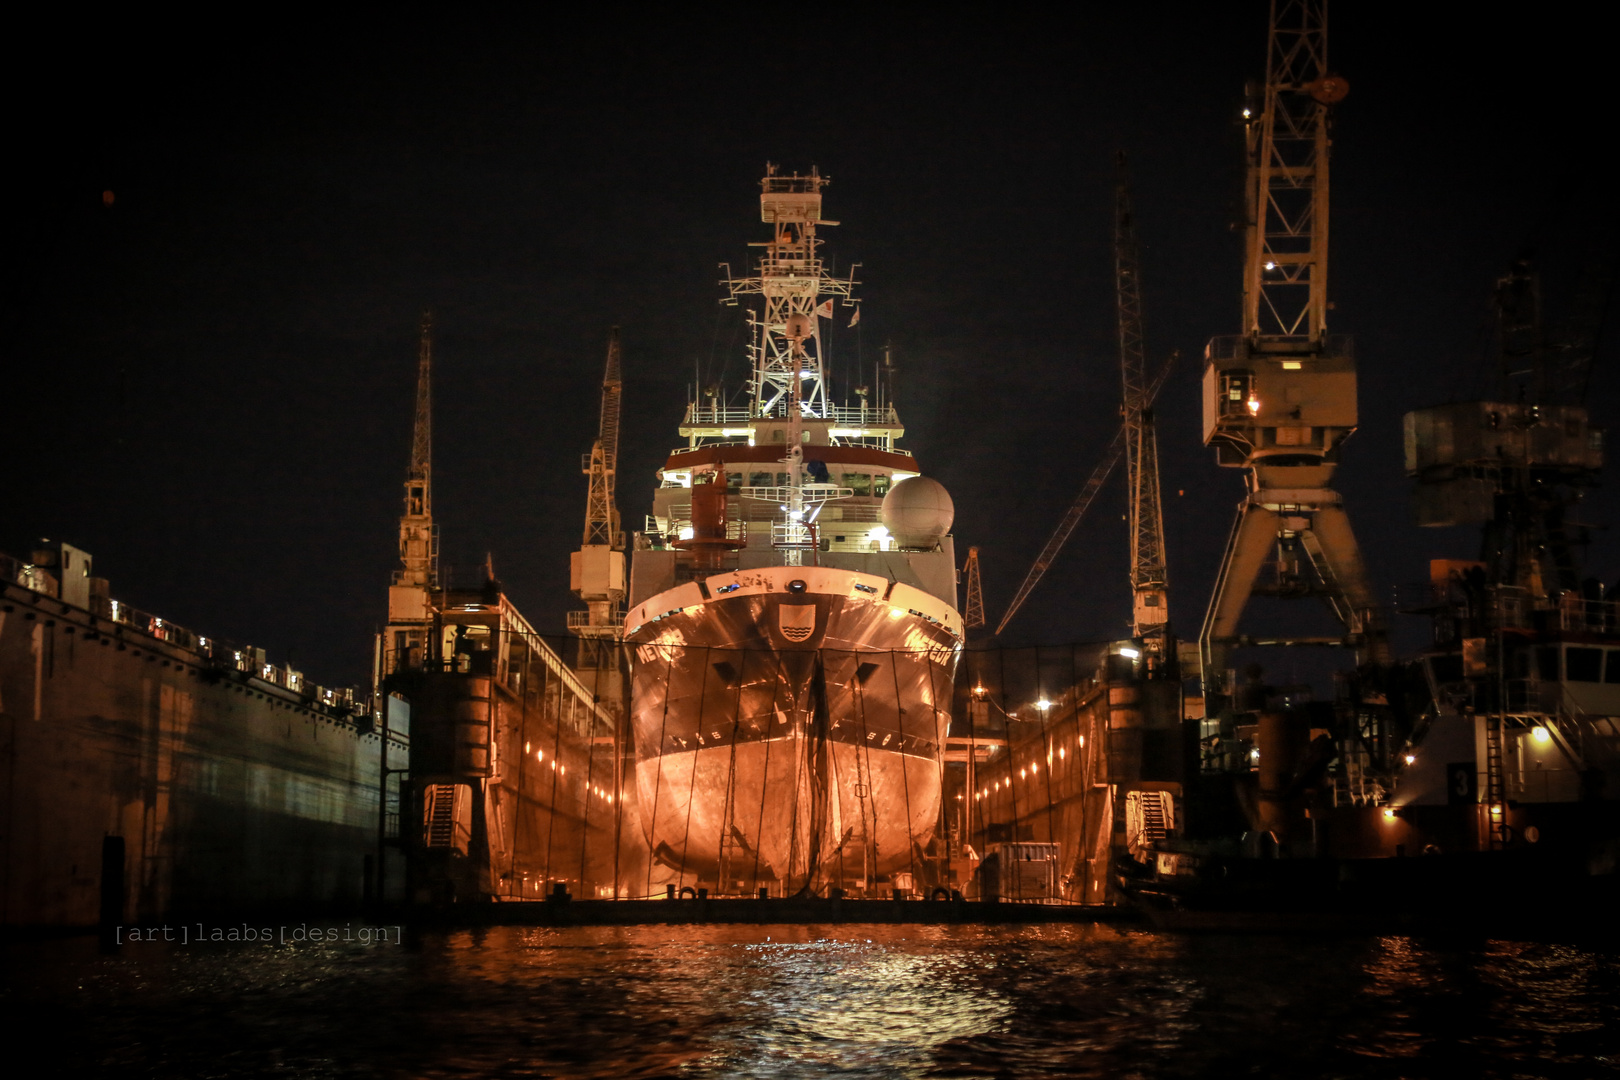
1566;646;1603;683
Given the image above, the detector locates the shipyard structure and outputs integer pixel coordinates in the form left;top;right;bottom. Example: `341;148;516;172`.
8;3;1617;929
0;540;406;928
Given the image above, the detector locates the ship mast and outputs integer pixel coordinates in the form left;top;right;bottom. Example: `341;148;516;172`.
724;165;858;569
724;165;855;419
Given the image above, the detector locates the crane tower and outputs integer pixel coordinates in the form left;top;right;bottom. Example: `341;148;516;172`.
571;328;627;636
1198;0;1387;703
1116;153;1171;653
385;313;440;672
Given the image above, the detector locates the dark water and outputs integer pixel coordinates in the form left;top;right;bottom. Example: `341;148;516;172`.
6;922;1620;1078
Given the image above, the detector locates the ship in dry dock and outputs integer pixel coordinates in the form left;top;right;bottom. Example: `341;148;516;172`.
622;167;964;897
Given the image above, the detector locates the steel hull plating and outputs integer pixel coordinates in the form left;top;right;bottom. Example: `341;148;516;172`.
627;568;959;892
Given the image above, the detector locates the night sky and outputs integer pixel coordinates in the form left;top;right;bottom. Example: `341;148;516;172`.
5;10;1614;692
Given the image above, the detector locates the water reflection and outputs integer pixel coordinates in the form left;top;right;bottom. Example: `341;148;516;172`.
3;923;1619;1078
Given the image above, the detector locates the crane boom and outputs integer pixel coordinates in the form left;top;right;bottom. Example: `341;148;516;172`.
583;327;624;549
996;357;1173;636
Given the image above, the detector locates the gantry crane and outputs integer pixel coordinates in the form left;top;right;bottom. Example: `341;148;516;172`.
1116;153;1171;655
570;328;627;637
384;313;440;672
1198;0;1387;705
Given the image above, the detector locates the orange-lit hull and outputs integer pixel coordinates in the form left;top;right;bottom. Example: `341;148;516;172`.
625;567;959;894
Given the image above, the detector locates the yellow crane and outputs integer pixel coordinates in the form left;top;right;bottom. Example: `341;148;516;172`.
1197;0;1387;705
570;328;626;636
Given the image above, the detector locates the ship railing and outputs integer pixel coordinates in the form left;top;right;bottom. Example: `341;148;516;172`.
822;504;884;523
1;551;62;598
1546;595;1620;634
3;549;371;725
681;402;903;428
657;509;747;544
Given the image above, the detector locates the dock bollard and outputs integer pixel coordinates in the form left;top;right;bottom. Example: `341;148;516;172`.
697;887;708;901
666;884;675;900
758;887;768;900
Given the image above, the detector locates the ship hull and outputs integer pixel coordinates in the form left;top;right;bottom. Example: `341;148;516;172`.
625;566;960;894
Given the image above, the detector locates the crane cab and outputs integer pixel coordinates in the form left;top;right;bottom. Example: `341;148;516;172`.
1202;335;1359;467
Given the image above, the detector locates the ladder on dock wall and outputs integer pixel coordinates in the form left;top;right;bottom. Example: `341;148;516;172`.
426;784;456;848
1484;714;1508;850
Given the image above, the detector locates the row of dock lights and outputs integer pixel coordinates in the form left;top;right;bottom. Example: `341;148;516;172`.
974;734;1084;801
524;740;613;801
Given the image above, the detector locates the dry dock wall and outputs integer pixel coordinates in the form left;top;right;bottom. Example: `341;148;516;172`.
0;583;404;928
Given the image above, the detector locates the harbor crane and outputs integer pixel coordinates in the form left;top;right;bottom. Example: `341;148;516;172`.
1198;0;1388;706
962;546;985;631
995;160;1175;639
384;313;440;672
570;328;627;637
1116;153;1172;658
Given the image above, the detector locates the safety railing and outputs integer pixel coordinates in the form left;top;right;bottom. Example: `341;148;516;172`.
4;547;370;724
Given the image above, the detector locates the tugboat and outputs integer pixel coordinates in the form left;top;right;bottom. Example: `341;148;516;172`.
623;166;963;897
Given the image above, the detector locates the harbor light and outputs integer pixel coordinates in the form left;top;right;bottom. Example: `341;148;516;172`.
678;527;695;540
1404;753;1416;765
1382;807;1397;821
1119;647;1140;659
1035;698;1052;711
1250;748;1261;761
1247;394;1261;415
1532;726;1551;744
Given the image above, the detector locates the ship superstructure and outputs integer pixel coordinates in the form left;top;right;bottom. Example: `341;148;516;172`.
624;167;963;897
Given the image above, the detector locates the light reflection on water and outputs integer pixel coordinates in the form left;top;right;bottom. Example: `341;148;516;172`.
4;922;1620;1078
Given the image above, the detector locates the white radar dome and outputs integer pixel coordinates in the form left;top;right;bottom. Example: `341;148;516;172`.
881;476;954;548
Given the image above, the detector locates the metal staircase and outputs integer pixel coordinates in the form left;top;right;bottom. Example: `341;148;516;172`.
425;783;455;849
